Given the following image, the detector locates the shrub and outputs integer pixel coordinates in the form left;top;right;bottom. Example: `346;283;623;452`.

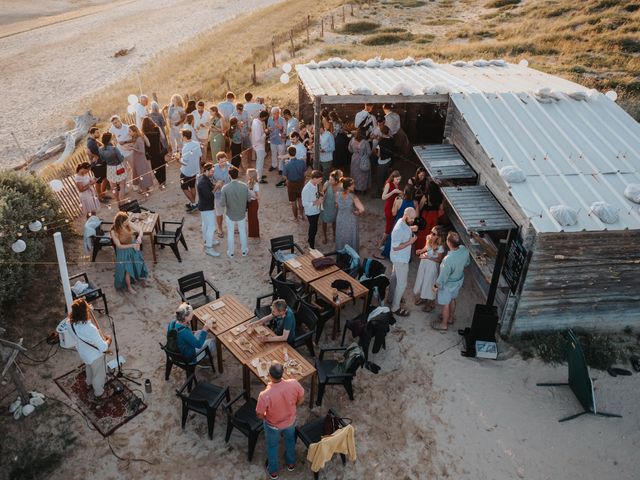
339;21;380;34
362;32;414;45
618;37;640;53
486;0;520;7
0;171;64;313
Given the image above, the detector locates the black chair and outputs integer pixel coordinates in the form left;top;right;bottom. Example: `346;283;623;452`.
119;199;152;213
90;221;115;262
224;391;263;461
274;284;301;313
160;342;216;390
296;409;348;480
300;298;334;344
271;271;304;296
69;272;109;315
293;303;317;357
176;374;229;440
315;346;364;406
176;271;220;309
269;235;304;276
155;217;188;262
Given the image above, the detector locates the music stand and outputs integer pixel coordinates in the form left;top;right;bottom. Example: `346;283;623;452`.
107;314;141;386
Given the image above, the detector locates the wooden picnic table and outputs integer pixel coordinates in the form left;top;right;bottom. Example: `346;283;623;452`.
220;322;317;408
283;250;340;285
129;212;160;263
309;269;369;340
194;294;255;372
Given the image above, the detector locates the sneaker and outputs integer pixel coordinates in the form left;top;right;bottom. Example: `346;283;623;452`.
259;179;268;184
278;170;283;176
286;464;296;472
226;251;234;258
268;471;278;479
268;166;276;172
205;248;220;257
242;250;248;257
185;203;192;208
211;239;220;246
275;180;286;188
261;174;267;179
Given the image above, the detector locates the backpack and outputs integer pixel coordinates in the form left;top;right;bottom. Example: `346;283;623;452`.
166;322;184;354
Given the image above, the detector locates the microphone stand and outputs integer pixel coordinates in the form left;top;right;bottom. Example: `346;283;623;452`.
95;308;141;386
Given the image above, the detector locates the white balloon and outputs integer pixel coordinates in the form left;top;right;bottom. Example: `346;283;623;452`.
280;73;290;84
11;239;26;253
49;179;64;192
519;59;529;67
28;221;42;232
605;90;618;102
127;104;136;114
127;94;138;105
282;63;292;73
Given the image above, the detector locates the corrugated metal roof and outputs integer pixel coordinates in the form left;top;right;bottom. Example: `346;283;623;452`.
451;92;640;233
296;59;588;100
413;144;477;181
442;185;516;232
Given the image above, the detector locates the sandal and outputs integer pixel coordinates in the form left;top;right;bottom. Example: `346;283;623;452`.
422;303;435;312
430;320;447;333
216;231;224;238
415;298;425;306
393;308;409;317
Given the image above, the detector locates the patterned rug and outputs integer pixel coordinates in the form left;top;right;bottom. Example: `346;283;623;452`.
55;366;147;437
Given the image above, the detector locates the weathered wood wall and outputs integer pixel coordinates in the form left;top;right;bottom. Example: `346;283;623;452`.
508;231;640;333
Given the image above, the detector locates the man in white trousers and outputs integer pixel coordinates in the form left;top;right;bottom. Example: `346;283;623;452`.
251;111;269;184
219;166;249;258
389;207;417;317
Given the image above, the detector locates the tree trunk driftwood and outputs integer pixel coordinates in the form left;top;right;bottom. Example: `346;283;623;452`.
0;337;28;404
28;111;97;170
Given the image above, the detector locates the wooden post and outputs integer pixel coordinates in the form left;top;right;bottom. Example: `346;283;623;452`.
252;64;257;85
307;15;310;44
331;15;335;30
342;6;345;22
289;30;295;57
313;96;321;170
350;3;354;16
226;79;231;92
321;18;324;37
271;39;276;68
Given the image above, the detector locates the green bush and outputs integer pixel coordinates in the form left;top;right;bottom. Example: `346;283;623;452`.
362;32;414;46
0;171;64;313
339;21;380;34
486;0;520;7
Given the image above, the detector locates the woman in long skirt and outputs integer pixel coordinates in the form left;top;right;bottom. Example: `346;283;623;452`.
209;106;225;160
74;162;100;218
246;169;260;238
348;129;372;193
335;177;365;253
128;125;154;194
320;169;342;244
110;212;148;293
413;226;446;312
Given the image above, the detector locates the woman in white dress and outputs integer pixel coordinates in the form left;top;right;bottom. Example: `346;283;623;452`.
74;162;100;218
168;94;186;152
413;226;446;312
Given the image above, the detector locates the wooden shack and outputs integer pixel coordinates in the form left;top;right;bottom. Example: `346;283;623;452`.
296;58;640;335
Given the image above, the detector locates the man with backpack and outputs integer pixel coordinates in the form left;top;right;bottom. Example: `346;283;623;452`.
166;303;215;362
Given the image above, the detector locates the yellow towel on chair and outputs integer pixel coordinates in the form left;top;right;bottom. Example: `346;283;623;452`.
306;424;357;473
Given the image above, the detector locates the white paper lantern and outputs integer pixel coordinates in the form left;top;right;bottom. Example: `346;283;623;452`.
280;73;290;84
49;179;64;192
282;63;292;73
127;104;136;114
11;239;26;253
519;59;529;67
605;90;618;102
28;221;42;232
127;94;138;105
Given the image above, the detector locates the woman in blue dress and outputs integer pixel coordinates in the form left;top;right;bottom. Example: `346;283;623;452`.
110;211;149;293
380;185;418;259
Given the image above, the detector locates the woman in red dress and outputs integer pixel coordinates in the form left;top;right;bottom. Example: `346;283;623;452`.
375;171;402;258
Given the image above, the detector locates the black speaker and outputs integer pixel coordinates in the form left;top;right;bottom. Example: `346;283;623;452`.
460;304;498;357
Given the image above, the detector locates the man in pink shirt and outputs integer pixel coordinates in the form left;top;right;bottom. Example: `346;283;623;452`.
256;362;305;479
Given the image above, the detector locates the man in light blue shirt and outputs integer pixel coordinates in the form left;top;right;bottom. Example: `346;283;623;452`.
283;109;299;146
390;207;417;316
217;91;236;121
267;107;287;174
318;126;335;180
433;232;470;331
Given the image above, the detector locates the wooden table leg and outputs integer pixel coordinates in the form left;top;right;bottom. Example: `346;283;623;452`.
150;233;157;264
309;372;317;408
216;338;224;373
331;306;340;340
243;366;251;398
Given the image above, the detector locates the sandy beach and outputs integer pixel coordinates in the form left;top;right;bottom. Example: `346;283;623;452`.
0;0;282;170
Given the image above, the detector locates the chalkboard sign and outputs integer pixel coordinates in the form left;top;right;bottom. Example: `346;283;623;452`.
503;237;527;293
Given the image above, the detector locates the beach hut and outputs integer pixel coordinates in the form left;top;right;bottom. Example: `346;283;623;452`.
296;58;640;335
